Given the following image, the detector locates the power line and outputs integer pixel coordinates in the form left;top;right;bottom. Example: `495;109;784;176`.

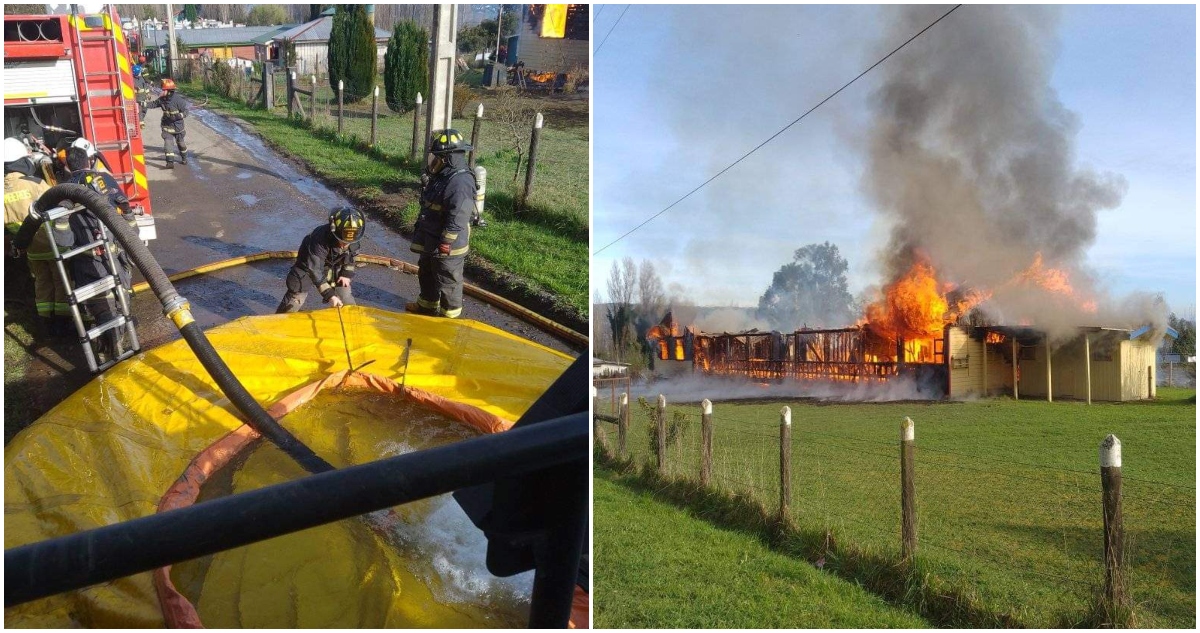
594;5;606;23
593;4;963;256
594;4;630;54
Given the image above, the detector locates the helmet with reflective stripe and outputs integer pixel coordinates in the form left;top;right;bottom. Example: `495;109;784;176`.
328;207;366;244
3;137;29;163
161;78;177;91
429;128;472;154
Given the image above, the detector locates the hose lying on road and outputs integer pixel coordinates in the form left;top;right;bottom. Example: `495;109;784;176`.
129;251;588;348
27;184;335;475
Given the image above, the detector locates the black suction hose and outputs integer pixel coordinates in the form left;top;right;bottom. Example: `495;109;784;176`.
33;184;335;475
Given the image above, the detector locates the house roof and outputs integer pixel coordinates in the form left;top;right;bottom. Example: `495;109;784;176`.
276;16;389;43
250;25;296;46
142;26;293;49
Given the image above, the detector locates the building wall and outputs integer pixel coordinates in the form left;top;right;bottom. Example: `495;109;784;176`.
514;10;589;73
947;327;982;398
291;42;387;79
1121;339;1157;400
947;328;1018;398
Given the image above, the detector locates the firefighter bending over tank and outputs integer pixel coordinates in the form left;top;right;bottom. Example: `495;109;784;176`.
145;78;189;168
53;147;136;359
4;137;70;336
276;207;365;313
406;129;475;319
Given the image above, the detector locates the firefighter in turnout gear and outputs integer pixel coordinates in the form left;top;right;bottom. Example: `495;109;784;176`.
54;147;136;360
275;207;365;313
133;61;153;128
406;129;475;319
145;78;189;168
4;137;70;336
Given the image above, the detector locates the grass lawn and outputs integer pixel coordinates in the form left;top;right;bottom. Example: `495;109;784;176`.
177;79;588;322
594;470;931;628
597;388;1196;627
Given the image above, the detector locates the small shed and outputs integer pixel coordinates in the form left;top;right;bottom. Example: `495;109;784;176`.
592;357;629;378
273;9;389;79
946;324;1177;402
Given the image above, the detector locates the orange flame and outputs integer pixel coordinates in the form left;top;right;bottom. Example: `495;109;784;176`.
1011;253;1098;313
985;331;1005;344
865;260;949;341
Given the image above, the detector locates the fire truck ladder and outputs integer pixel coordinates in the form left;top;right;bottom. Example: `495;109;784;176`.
71;8;141;198
44;204;140;373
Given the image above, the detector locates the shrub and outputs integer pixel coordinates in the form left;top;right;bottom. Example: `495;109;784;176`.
384;20;427;113
328;5;377;103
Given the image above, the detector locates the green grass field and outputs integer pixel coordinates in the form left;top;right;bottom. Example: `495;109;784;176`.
594;472;931;628
595;389;1196;627
177;78;588;322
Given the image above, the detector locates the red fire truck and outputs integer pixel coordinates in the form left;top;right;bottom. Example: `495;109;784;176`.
3;5;156;240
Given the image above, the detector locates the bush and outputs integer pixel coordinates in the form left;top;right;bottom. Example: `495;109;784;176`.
453;84;477;118
328;5;377;103
384;20;427;113
208;61;237;99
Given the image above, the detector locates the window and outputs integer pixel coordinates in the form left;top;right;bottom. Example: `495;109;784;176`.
951;355;970;369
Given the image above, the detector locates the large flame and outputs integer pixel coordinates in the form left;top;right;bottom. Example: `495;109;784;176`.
864;259;949;341
1011;253;1098;313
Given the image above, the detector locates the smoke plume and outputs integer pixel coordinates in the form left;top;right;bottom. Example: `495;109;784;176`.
863;6;1145;339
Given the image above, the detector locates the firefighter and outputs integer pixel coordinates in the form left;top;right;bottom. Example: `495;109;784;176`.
275;207;365;313
406;129;475;319
4;137;70;336
133;62;153;128
56;146;135;360
145;78;189;168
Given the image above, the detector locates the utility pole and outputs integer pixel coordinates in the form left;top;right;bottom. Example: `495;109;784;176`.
165;3;179;77
423;4;457;159
492;4;505;87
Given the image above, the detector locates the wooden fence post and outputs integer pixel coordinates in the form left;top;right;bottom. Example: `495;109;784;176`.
901;416;917;560
411;92;423;163
310;76;316;125
618;392;628;458
468;102;484;168
337;80;344;135
285;71;295;119
522;112;543;206
655;393;666;474
1100;434;1129;619
262;63;272;110
700;399;713;486
779;406;792;522
371;85;379;147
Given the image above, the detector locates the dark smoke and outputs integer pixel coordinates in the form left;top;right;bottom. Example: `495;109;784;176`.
864;6;1142;339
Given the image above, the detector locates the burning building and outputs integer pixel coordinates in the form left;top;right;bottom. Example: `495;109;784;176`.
647;255;1174;402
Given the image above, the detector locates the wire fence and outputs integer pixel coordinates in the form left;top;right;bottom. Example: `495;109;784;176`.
596;394;1196;626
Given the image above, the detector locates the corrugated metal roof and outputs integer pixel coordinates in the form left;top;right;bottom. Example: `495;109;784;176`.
141;26;294;49
276;16;389;43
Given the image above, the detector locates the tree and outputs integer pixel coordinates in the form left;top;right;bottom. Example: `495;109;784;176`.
328;5;377;103
4;4;47;14
183;4;198;24
457;10;519;55
606;258;637;363
757;242;855;331
1168;313;1196;358
383;20;427;113
246;5;287;26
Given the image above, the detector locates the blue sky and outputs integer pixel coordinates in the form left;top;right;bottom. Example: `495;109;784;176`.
591;5;1196;319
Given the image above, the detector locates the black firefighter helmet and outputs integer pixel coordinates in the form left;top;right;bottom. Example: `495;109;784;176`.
430;129;472;154
328;207;366;244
